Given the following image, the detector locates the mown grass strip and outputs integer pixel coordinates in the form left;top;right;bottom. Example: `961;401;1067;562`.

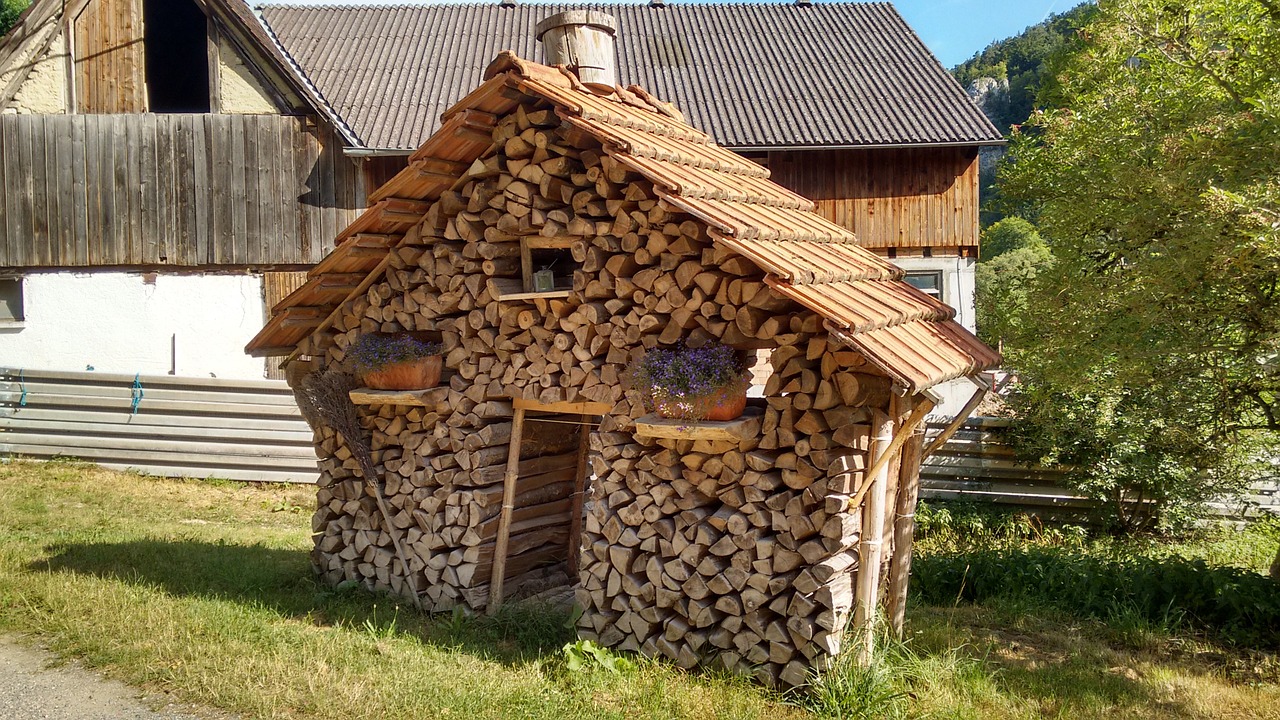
1;460;1277;719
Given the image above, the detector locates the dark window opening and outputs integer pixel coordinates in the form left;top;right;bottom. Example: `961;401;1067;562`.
904;271;943;298
528;247;576;292
0;277;25;323
143;0;210;112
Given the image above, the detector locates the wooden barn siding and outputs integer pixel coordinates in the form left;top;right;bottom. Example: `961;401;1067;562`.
0;113;361;268
73;0;147;113
0;368;318;484
767;147;980;251
922;418;1280;520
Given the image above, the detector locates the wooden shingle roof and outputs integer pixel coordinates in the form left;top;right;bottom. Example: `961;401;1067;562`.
248;52;999;393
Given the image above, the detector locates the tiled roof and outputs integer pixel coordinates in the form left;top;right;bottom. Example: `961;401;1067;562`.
248;52;998;392
257;2;1003;151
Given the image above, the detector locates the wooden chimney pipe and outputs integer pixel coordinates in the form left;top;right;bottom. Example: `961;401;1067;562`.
535;11;619;93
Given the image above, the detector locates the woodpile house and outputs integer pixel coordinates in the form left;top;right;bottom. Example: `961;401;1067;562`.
249;12;1000;685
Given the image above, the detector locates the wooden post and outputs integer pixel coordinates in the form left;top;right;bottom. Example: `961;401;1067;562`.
846;397;935;511
887;420;927;638
486;405;526;614
566;417;593;575
921;378;990;459
854;408;895;665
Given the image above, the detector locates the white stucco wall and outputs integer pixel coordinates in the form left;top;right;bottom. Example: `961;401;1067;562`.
890;255;977;333
0;271;268;379
888;255;981;417
217;38;277;114
2;28;68;114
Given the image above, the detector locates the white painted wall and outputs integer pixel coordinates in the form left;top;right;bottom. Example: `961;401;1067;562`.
2;27;67;114
889;256;981;417
217;38;278;114
0;271;268;379
890;255;977;333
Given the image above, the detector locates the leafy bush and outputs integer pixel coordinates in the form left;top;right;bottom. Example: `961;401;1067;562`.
345;334;442;375
0;1;30;39
915;501;1089;554
912;548;1280;649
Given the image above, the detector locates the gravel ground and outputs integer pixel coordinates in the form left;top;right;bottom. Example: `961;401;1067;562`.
0;637;235;720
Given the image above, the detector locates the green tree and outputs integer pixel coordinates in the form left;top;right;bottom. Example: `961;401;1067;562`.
996;0;1280;531
976;217;1052;348
0;0;30;38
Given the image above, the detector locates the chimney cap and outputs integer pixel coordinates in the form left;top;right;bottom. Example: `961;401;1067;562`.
535;10;618;39
499;0;515;7
649;0;666;7
795;0;812;6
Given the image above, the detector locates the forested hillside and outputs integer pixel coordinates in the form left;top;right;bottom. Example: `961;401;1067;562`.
952;3;1094;133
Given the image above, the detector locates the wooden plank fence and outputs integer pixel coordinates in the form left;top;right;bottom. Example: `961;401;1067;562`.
0;368;318;483
922;417;1280;520
0;113;362;268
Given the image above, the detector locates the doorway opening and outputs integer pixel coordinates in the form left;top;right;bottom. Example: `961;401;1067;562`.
143;0;211;112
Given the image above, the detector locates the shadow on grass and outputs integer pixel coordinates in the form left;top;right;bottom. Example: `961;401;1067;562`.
28;538;575;667
909;602;1271;717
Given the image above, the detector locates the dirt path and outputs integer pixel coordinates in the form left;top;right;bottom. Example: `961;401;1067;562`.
0;637;234;720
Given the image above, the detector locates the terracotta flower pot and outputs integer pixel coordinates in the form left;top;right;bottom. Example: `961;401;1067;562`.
361;355;442;390
653;385;748;422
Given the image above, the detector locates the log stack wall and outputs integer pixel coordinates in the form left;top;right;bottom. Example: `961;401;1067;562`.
297;96;908;685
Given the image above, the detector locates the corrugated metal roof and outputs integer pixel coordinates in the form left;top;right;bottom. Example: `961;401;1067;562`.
258;2;1002;150
248;52;999;391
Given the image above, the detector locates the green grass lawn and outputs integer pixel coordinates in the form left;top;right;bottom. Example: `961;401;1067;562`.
0;458;1276;719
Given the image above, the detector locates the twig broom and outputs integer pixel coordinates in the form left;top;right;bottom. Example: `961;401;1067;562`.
293;370;424;609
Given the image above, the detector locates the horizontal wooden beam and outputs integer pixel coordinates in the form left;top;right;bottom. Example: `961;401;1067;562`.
634;408;763;441
512;398;612;415
349;386;450;407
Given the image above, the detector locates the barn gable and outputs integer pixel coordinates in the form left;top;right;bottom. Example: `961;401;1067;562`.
0;0;320;117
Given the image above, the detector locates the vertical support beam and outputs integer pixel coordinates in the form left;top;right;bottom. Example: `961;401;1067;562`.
566;417;593;576
854;408;895;665
887;418;927;638
486;405;526;615
921;379;989;459
64;14;77;114
206;16;221;114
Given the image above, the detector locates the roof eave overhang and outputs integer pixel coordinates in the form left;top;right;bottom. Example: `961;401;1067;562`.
343;147;416;158
342;138;1010;158
725;139;1008;152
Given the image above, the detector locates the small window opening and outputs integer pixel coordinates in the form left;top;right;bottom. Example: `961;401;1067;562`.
144;0;211;113
517;237;580;296
904;271;943;299
528;247;575;292
0;277;25;324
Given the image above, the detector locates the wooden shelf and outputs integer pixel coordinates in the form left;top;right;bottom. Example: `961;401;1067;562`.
497;289;572;301
634;407;763;441
349;386;449;406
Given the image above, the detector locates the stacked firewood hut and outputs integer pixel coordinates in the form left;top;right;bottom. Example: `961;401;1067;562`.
248;13;999;687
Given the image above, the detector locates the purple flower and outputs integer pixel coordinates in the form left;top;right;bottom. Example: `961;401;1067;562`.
627;343;749;419
347;334;443;374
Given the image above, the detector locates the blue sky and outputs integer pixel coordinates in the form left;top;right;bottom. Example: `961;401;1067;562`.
892;0;1080;67
273;1;1078;69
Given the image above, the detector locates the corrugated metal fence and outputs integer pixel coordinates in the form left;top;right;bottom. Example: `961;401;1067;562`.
3;368;1277;518
921;417;1280;519
0;368;318;483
